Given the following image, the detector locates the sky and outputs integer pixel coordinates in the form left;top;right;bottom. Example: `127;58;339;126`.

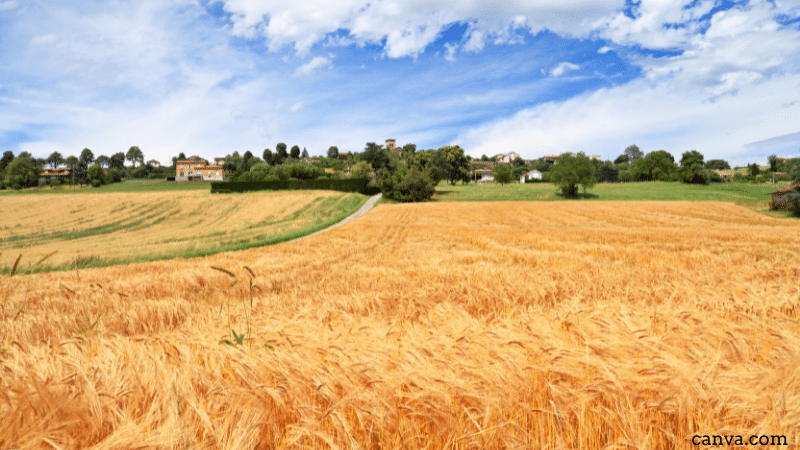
1;0;799;167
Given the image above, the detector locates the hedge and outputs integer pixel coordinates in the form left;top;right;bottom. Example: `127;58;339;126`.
210;178;370;194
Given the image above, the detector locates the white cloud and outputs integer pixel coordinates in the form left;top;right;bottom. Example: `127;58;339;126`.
0;1;17;11
218;0;622;59
290;101;304;112
457;72;800;165
29;34;57;45
294;56;332;77
550;62;580;77
598;46;612;54
444;42;458;62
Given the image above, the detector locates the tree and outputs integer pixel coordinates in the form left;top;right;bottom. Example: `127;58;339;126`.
276;143;288;163
95;154;111;169
46;151;64;168
548;152;597;197
436;145;471;185
108;168;122;183
290;145;300;160
630;150;676;181
0;151;13;171
705;159;730;170
65;155;79;172
178;152;187;160
87;164;106;187
378;166;435;202
110;152;126;171
748;163;760;177
126;146;144;168
327;146;339;159
262;149;274;165
624;144;643;162
401;143;416;158
614;154;630;165
243;150;254;164
679;150;707;184
768;154;779;172
492;163;513;185
362;142;389;171
301;147;309;159
4;154;39;189
350;161;372;179
596;161;619;183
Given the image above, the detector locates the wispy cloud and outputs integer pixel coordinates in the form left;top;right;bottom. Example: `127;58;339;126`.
550;62;580;77
290;101;304;112
294;56;332;77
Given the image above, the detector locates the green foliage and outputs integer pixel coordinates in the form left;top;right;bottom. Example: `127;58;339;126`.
748;163;760;177
4;155;40;189
276;143;288;162
705;159;731;170
378;166;435;202
263;149;273;164
401;143;416;158
0;151;14;171
548;152;597;197
108;168;122;182
787;189;800;216
290;145;300;160
362;142;389;171
624;144;643;162
679;150;707;184
109;152;125;171
327;146;339;159
210;178;369;193
126;146;143;168
87;164;107;187
301;147;309;159
614;154;630;165
350;161;372;180
407;150;444;185
596;161;619;183
47;151;64;168
436;145;471;185
492;163;513;185
629;150;676;181
789;159;800;183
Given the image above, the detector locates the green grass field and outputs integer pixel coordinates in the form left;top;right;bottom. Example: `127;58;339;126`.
434;181;797;217
0;179;211;195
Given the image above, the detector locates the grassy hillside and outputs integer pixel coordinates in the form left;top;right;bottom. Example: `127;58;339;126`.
1;190;367;274
2;201;799;448
435;181;794;215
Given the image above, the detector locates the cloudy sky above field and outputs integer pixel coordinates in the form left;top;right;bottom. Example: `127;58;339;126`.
1;0;799;166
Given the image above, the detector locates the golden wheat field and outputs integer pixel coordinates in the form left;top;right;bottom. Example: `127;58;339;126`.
1;201;800;449
0;190;364;271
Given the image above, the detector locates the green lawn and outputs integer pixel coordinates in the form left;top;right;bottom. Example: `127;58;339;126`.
434;181;797;217
0;180;211;195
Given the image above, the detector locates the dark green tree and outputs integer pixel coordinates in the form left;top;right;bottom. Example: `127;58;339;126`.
624;144;644;162
178;152;187;160
301;147;309;159
480;154;490;162
492;163;513;185
596;161;619;182
126;146;144;168
748;163;760;177
290;145;300;160
47;151;64;168
4;154;39;189
614;154;630;165
401;143;416;158
95;155;111;169
110;152;126;171
327;146;339;159
0;151;14;171
630;150;676;181
276;143;288;162
768;154;779;172
87;164;106;187
75;148;95;185
243;150;254;164
705;159;730;170
549;152;597;197
378;166;435;202
436;145;471;185
262;149;274;165
362;142;389;171
679;150;707;184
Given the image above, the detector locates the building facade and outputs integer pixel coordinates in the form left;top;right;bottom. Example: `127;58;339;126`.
175;159;224;181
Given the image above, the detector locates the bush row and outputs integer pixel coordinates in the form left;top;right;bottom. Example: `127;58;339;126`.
210;178;371;194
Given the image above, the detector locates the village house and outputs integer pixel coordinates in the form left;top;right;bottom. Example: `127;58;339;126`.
175;159;225;181
493;152;521;164
769;184;800;210
520;170;542;183
543;155;559;164
471;168;494;183
39;167;71;181
147;159;162;167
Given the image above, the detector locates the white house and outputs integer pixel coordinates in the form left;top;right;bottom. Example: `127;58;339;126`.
521;170;542;183
493;152;521;164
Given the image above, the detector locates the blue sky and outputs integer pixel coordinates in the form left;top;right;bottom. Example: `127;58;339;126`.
1;0;799;166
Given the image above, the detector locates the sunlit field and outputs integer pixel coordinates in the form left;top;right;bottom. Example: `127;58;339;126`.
1;190;367;273
2;201;800;449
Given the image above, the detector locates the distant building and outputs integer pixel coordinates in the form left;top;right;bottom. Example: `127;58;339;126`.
214;157;226;166
590;155;602;161
493;152;521;164
40;167;71;180
175;159;224;181
147;159;162;167
385;139;400;151
543;155;559;164
521;170;542;183
769;184;800;210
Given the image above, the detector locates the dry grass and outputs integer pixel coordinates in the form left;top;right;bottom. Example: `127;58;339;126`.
0;190;362;272
1;201;799;449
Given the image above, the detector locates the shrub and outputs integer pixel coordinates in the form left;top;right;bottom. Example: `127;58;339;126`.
378;167;435;202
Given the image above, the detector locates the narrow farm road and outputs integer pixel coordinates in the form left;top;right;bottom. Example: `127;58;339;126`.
290;192;382;243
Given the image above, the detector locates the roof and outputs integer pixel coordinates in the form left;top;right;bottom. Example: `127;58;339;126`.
769;183;800;195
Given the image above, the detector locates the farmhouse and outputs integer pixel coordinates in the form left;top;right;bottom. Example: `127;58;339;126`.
543;155;559;164
769;183;800;210
40;167;71;181
472;169;494;183
521;170;542;183
175;159;225;181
